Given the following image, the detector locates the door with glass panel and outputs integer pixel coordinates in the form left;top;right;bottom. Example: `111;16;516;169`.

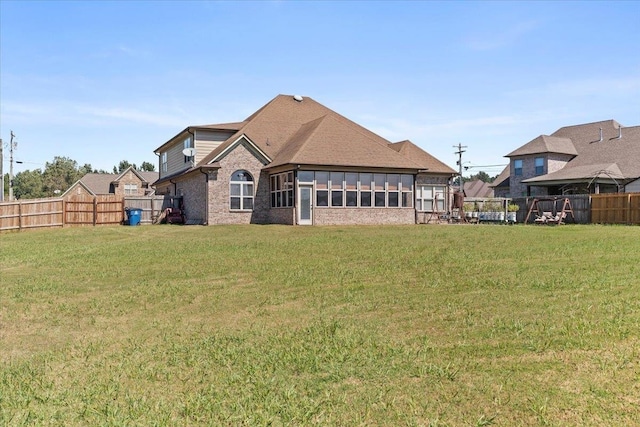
298;184;313;225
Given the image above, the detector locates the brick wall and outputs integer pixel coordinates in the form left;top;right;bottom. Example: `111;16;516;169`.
176;174;208;224
114;170;149;197
313;207;415;225
207;142;268;225
268;207;295;225
509;154;573;197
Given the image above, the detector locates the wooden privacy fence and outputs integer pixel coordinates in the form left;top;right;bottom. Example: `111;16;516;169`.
591;193;640;225
0;198;65;231
0;195;181;231
122;196;182;225
65;195;124;226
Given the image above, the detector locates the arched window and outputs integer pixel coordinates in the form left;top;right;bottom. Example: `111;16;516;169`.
230;170;254;210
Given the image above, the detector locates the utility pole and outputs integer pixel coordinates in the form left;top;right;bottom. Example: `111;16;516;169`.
453;143;467;194
0;138;4;202
9;131;17;201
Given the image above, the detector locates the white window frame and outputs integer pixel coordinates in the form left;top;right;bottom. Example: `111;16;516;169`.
311;171;413;208
416;185;446;212
183;136;194;163
230;170;254;211
124;183;138;195
161;152;168;173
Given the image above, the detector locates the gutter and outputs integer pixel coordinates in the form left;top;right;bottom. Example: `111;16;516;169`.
198;166;212;225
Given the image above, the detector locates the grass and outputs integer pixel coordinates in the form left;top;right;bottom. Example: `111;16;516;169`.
1;224;639;426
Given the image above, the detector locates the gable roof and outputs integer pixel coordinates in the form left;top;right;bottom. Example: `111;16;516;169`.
62;179;97;197
64;166;159;196
193;95;454;174
389;140;456;174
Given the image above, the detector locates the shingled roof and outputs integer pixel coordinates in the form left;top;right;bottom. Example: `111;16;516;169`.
520;120;640;184
65;167;158;196
506;135;577;157
196;95;455;174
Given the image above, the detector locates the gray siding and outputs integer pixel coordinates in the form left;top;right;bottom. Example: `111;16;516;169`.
626;178;640;193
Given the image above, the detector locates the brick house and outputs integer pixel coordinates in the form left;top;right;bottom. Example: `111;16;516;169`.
153;94;456;225
493;120;640;197
63;166;158;198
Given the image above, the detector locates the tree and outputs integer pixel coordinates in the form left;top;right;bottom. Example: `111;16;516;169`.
13;169;45;199
140;161;155;172
470;171;492;183
78;163;94;176
114;160;136;174
42;156;83;197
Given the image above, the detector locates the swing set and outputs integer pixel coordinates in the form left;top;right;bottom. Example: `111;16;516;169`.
524;197;575;225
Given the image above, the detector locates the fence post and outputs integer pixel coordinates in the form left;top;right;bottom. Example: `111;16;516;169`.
93;197;98;226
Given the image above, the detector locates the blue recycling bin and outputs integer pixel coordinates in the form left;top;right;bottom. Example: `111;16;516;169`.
125;208;142;226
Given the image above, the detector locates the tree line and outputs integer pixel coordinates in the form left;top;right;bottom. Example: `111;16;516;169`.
2;157;155;200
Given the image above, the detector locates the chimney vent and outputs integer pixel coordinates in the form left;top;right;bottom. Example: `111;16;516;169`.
599;127;603;142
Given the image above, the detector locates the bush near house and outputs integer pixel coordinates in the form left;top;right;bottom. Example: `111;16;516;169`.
1;225;639;426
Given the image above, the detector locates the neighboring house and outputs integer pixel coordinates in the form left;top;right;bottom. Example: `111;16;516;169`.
463;179;494;198
63;166;158;198
153;94;457;225
494;120;640;197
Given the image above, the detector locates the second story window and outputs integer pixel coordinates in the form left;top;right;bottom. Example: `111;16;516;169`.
124;184;138;195
514;159;523;176
161;152;168;173
183;137;194;163
535;157;544;175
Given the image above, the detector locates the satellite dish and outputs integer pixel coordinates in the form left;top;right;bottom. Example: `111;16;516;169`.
293;94;303;102
182;147;197;157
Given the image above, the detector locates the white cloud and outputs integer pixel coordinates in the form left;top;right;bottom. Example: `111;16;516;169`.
464;20;540;51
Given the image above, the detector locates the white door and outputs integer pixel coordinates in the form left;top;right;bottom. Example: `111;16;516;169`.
298;184;313;225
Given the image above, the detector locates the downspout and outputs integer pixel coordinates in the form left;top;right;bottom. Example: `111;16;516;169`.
169;178;178;196
199;167;209;225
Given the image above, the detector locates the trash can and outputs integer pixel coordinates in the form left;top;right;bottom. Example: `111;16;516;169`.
125;208;142;226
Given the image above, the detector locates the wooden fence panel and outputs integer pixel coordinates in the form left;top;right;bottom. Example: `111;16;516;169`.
631;194;640;224
592;193;640;225
64;195;124;226
124;196;181;224
0;198;64;231
1;195;183;231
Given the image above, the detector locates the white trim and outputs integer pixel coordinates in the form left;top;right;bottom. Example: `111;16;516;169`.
210;134;271;165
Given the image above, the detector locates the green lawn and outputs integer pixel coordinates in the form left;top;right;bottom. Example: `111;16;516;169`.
1;224;639;426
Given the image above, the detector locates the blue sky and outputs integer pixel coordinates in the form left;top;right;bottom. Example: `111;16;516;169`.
1;1;639;176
